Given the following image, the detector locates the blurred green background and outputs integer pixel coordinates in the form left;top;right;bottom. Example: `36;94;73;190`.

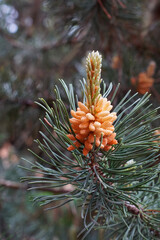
0;0;160;239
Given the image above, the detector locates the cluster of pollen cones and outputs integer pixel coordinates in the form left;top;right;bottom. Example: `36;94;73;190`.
131;61;156;95
67;97;118;156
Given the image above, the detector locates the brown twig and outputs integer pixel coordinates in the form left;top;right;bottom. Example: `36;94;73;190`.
0;28;68;51
117;0;126;8
0;179;23;190
0;28;32;50
0;97;55;108
0;179;70;194
98;0;111;19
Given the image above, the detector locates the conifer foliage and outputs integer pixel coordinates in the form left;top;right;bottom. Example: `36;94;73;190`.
22;51;160;239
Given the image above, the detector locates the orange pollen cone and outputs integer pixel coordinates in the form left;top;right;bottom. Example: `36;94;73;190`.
67;98;117;156
131;62;155;95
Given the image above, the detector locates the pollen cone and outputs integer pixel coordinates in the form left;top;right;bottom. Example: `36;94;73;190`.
137;72;154;94
131;61;156;95
67;51;118;156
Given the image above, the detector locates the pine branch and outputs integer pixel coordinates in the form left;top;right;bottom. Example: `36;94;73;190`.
22;51;160;239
